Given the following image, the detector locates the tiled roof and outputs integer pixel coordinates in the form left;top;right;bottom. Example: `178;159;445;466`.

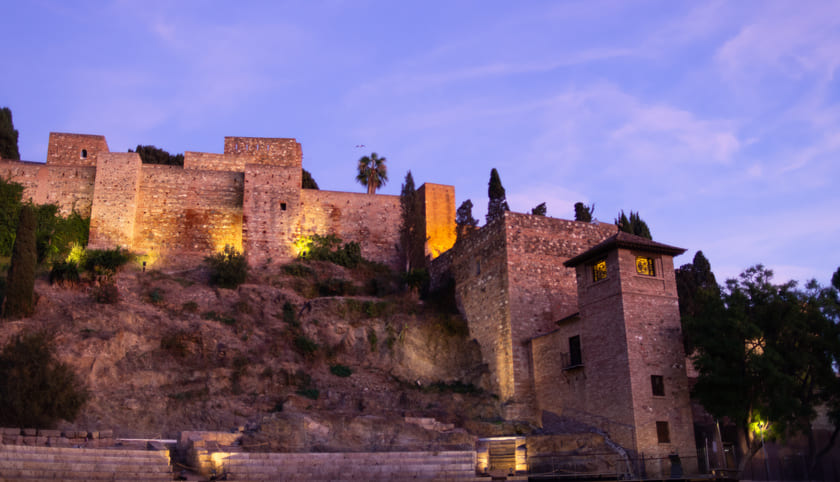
563;231;686;267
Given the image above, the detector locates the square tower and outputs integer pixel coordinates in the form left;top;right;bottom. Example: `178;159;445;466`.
563;232;696;476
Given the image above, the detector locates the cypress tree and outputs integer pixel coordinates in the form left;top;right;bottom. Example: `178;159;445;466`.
455;199;478;240
574;202;594;222
2;204;37;319
615;210;652;239
399;171;422;271
486;168;509;224
531;202;547;216
302;169;319;189
0;108;20;160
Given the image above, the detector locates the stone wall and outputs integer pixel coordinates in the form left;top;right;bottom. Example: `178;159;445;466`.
224;137;301;166
88;153;142;249
47;133;109;167
132;165;244;255
183;152;238;172
1;161;98;217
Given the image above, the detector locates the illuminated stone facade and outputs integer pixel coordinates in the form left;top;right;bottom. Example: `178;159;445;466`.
0;132;457;268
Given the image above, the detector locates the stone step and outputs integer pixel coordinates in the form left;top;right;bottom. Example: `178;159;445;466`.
0;460;172;472
227;477;481;482
0;451;170;464
221;462;475;472
0;468;173;480
0;444;169;459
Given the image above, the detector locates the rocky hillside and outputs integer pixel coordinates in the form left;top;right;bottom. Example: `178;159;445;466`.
0;257;515;450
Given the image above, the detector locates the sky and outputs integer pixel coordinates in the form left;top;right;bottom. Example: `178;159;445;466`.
1;0;839;286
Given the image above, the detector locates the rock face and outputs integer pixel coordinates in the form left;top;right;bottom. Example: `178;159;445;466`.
0;260;497;447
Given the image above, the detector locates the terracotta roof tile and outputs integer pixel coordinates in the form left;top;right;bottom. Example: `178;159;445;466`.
563;231;685;267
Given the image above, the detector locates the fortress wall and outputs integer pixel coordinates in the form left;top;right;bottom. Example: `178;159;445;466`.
224;137;301;167
88;153;142;249
436;217;515;402
299;190;402;268
1;161;97;217
0;160;46;200
47;133;108;167
417;183;456;263
504;214;617;420
133;165;244;255
184;152;243;172
531;325;579;418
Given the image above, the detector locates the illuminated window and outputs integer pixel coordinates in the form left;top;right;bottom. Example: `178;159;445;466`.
636;257;655;276
651;375;665;396
592;259;607;282
656;421;670;443
80;149;87;159
568;335;582;366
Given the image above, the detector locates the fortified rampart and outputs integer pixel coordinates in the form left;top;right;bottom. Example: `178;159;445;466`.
1;132;455;269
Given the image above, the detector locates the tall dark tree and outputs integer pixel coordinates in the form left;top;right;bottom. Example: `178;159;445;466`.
675;251;719;353
129;145;184;166
0;177;24;256
0;107;20;160
685;265;840;476
615;210;652;239
574;202;594;222
2;204;37;319
302;168;319;189
356;152;388;194
0;331;88;428
531;202;547;216
486;168;509;224
399;171;423;271
455;199;478;241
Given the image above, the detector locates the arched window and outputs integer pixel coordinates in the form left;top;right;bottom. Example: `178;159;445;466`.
80;149;88;159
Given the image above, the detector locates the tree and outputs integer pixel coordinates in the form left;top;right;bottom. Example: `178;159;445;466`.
0;331;88;428
302;168;319;189
684;264;840;476
356;152;388;194
0;107;20;160
456;199;478;241
486;168;509;224
0;176;24;256
129;145;184;166
615;210;651;239
2;204;37;318
574;202;594;222
531;202;547;216
675;251;720;353
399;171;424;272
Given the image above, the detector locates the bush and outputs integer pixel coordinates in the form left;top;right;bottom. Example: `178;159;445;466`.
147;288;164;304
90;281;119;304
205;245;248;288
296;387;320;400
49;260;80;286
0;331;88;428
83;247;131;277
330;364;353;377
283;263;313;277
317;278;355;297
202;310;236;326
182;301;199;313
402;268;430;293
293;335;319;358
297;234;364;268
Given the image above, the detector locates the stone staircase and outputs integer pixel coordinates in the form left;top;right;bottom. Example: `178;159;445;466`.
0;443;173;481
212;450;479;481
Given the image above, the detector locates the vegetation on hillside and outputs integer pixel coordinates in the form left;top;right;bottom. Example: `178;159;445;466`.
129;145;185;166
205;245;249;288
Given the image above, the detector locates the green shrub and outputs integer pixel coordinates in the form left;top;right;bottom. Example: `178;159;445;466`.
283;263;313;277
293;335;319;358
0;331;88;428
83;247;131;277
202;310;236;326
90;281;119;304
329;364;353;377
0;177;24;257
296;387;320;400
282;302;299;328
205;245;248;288
297;234;364;268
147;288;164;304
160;332;190;357
367;328;378;352
49;260;80;286
182;301;199;313
317;278;354;297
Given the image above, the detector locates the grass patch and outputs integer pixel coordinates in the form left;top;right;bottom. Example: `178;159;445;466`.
329;364;353;377
283;263;313;277
202;310;236;326
296;387;320;400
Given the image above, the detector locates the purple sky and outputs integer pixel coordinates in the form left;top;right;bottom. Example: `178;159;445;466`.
2;0;838;285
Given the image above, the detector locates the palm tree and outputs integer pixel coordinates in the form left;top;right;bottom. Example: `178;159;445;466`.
356;153;388;194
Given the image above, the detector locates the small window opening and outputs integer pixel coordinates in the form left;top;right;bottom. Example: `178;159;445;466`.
568;335;582;367
656;421;671;443
475;259;481;276
280;202;287;211
636;256;656;276
592;259;607;282
80;149;88;159
651;375;665;396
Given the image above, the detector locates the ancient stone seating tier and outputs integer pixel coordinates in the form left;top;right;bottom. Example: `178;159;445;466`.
211;450;479;481
0;444;172;481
